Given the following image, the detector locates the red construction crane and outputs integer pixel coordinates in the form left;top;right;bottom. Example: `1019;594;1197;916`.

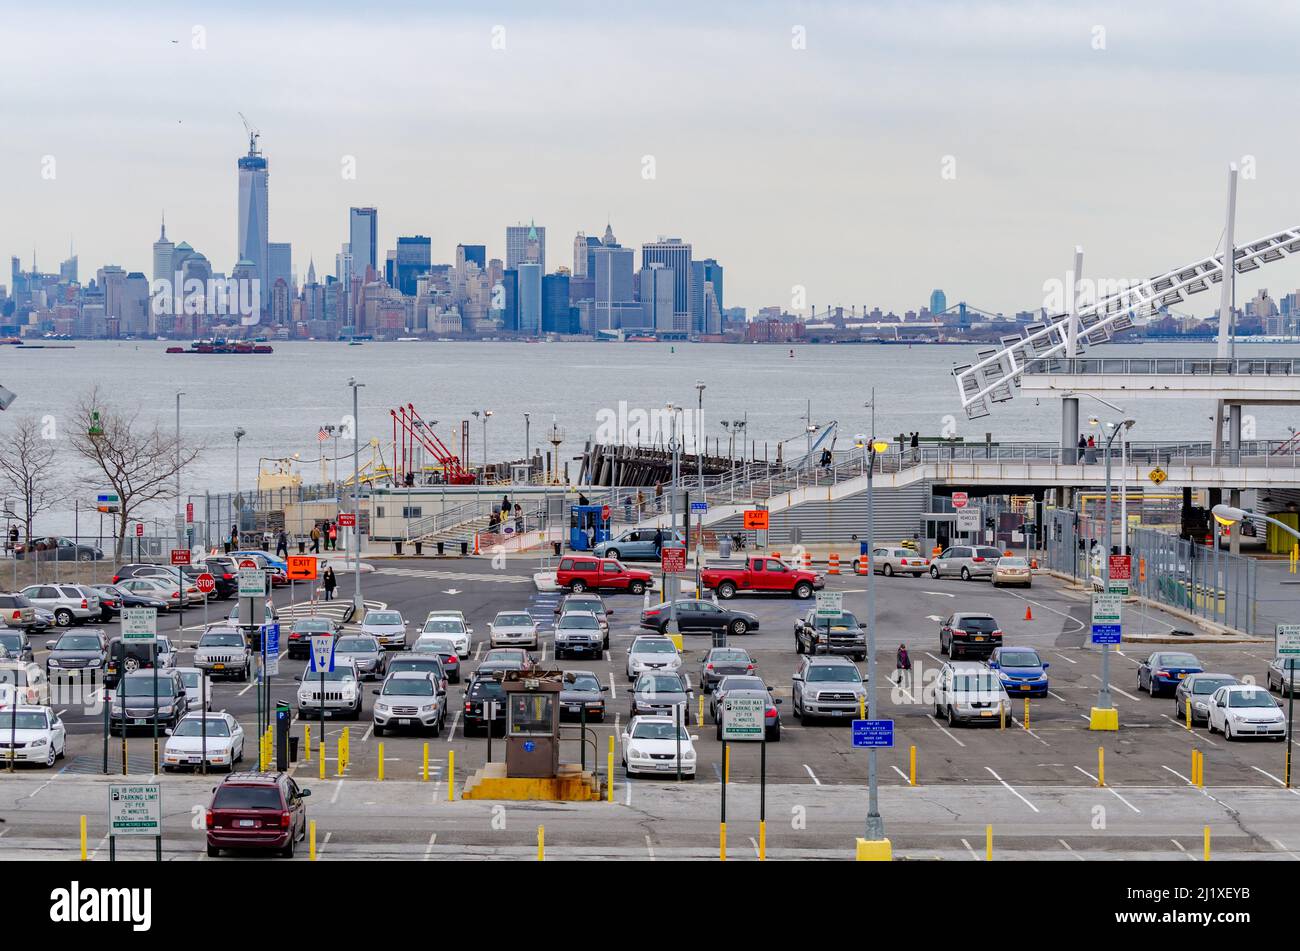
391;403;475;484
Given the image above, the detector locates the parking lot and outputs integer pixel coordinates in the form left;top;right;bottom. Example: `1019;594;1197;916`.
4;554;1299;861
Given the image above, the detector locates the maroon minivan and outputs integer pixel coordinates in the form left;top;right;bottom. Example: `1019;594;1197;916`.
206;771;311;857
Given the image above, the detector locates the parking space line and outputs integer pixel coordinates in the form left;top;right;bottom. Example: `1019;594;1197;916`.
607;673;618;699
1059;839;1084;860
1170;839;1195;860
1009;718;1049;746
890;765;909;782
1159;714;1218;745
960;838;979;860
1072;765;1140;813
318;831;332;856
1251;766;1300;794
645;834;655;860
998;590;1084;633
330;778;344;804
423;832;437;859
928;715;966;748
360;723;374;742
1047;691;1069;703
984;766;1039;812
1090;674;1141;702
1270;838;1300;859
1161;764;1193;785
446;711;460;741
804;764;821;786
1051;652;1078;665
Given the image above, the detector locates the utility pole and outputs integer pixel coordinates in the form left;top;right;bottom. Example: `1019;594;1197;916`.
864;437;887;843
348;378;365;617
695;382;705;590
175;392;185;551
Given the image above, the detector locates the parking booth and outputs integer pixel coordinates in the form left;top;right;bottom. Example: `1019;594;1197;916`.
568;504;611;551
503;671;563;778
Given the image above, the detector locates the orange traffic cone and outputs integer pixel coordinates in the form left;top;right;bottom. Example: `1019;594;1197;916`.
1024;604;1033;621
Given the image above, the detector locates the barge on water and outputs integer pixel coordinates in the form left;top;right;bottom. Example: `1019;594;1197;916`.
166;339;274;354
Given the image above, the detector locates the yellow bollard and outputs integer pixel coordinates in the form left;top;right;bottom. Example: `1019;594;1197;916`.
448;750;455;801
607;735;614;803
1024;697;1029;731
859;696;865;719
720;822;727;861
80;815;87;861
986;824;993;861
1185;700;1192;731
1203;825;1211;861
909;744;917;786
304;724;311;760
319;740;326;780
377;742;384;781
759;820;766;861
724;744;731;785
1098;747;1106;787
1000;704;1006;730
537;824;545;861
698;694;705;726
309;820;317;860
422;742;429;782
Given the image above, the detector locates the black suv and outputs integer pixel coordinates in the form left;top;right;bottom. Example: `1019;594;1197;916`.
462;676;507;736
198;557;240;599
105;636;163;689
939;612;1003;660
109;669;188;734
0;627;35;663
795;609;867;660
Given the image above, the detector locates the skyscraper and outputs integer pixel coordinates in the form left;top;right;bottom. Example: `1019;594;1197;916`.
542;273;574;333
640;263;676;334
929;289;947;316
506;222;545;273
349;207;378;275
237;132;269;308
517;262;542;335
690;258;724;334
394;236;431;296
457;244;486;270
152;214;174;286
641;238;692;331
572;232;589;278
269;242;292;296
593;245;637;331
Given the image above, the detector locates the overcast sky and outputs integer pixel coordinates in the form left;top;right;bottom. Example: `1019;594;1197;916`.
4;0;1300;315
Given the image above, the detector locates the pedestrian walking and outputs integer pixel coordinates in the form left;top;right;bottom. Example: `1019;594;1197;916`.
653;527;663;557
275;529;288;558
309;524;321;553
636;489;646;519
896;643;913;689
513;503;523;534
323;564;337;601
327;522;337;551
623;495;633;521
654;482;664;512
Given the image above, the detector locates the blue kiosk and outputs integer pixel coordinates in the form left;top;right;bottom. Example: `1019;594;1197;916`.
569;504;611;551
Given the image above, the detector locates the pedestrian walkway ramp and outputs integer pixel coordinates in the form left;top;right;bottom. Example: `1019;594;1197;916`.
460;762;602;801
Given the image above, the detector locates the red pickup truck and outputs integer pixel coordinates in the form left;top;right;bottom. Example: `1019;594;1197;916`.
700;557;823;600
556;556;652;595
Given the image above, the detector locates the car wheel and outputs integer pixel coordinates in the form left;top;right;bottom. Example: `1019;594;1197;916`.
630;581;646;595
207;844;220;858
606;549;620;560
883;564;894;577
730;620;748;636
960;567;971;582
947;705;958;727
282;833;296;858
794;582;813;599
930;566;939;578
55;609;74;627
570;580;587;593
800;707;816;726
1174;702;1182;721
939;634;948;656
718;582;736;600
1224;721;1234;741
45;745;56;767
430;717;441;738
767;725;781;742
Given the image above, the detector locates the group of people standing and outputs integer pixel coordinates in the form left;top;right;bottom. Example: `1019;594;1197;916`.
308;521;339;552
493;495;524;533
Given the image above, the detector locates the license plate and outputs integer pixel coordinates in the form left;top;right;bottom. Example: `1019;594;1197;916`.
568;705;581;714
656;763;674;771
238;819;256;828
975;636;985;642
1020;685;1031;691
830;710;845;716
133;718;146;725
398;718;411;726
213;664;225;670
188;755;202;763
1177;672;1186;678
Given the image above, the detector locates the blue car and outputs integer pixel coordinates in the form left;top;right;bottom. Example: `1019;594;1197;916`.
1138;651;1203;697
229;550;288;574
988;646;1050;697
592;529;685;561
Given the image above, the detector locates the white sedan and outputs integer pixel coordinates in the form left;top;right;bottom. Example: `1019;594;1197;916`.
361;610;408;650
1207;684;1287;740
163;712;245;771
621;715;697;778
420;616;471;659
0;706;66;767
488;611;539;649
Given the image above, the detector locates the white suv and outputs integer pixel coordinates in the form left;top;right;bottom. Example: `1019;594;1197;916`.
933;662;1011;726
19;584;100;627
296;660;362;720
422;612;471;658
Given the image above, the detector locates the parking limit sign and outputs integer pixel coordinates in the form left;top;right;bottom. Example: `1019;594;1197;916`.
661;546;687;573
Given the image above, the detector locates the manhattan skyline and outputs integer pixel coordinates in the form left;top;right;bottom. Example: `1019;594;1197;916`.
4;0;1300;314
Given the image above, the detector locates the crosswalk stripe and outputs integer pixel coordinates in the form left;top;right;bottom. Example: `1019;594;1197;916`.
374;567;529;584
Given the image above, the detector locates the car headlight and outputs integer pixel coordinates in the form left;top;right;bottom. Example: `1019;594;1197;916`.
375;702;389;713
628;746;645;758
30;738;47;747
683;750;696;761
420;703;436;712
48;658;60;667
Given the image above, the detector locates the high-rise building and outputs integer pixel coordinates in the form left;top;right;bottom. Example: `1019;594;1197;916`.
394;236;431;296
501;269;519;331
517;262;542;335
542;273;574;334
457;244;486;270
593;245;637;331
640;263;676;334
572;233;589;278
506;223;545;273
690;258;724;334
349;208;378;275
641;238;692;330
237;132;270;309
269;242;292;297
929;289;947;316
152;214;174;286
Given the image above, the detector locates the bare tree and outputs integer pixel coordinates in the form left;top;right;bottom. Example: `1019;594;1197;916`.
69;388;202;558
0;415;65;550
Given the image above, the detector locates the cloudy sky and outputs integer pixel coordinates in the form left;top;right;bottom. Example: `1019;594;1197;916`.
4;0;1299;315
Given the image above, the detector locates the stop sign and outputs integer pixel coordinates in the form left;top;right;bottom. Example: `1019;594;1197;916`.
238;558;259;570
952;492;969;509
135;523;144;537
195;573;216;595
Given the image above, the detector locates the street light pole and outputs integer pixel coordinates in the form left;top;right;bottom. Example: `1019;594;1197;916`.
234;427;246;545
524;413;531;479
695;382;705;591
348;378;365;617
1093;417;1134;719
175;392;185;551
864;438;887;842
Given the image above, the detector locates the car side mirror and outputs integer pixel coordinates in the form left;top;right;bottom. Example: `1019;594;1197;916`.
163;728;173;736
988;662;999;669
300;788;312;797
293;676;301;682
372;689;380;695
690;734;699;742
600;685;609;692
1042;662;1050;669
620;732;630;741
44;640;56;650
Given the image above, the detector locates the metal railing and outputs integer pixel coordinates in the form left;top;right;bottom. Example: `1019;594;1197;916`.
1024;356;1300;376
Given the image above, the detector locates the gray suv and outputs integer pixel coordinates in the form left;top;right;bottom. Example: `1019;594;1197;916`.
791;655;867;724
928;545;1004;581
20;584;100;626
45;629;108;677
194;626;252;681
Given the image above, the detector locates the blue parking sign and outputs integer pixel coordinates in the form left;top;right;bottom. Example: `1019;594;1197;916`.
264;623;280;654
851;719;894;748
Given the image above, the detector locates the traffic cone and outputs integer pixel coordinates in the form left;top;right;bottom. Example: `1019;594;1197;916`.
1024;604;1033;621
827;552;841;575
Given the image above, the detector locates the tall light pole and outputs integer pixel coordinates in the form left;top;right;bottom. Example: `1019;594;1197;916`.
694;382;706;588
234;427;246;543
666;403;683;634
175;392;185;550
348;378;365;616
1091;415;1135;726
862;436;890;844
524;413;531;478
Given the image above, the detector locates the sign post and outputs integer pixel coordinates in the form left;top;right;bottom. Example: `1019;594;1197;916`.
719;694;767;860
171;548;190;630
309;634;335;740
108;782;162;862
1278;624;1300;787
815;590;843;650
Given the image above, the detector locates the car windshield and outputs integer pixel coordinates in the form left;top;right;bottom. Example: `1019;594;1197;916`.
470;681;505;699
635;640;676;654
384;677;434;696
720;676;765;691
308;668;356;682
335;638;375;652
174;718;230;737
1278;658;1300;670
389;659;439;674
561;616;598;629
366;612;402;625
565;674;601;691
954;672;1000;692
179;671;201;688
414;637;456;653
495;614;532;626
486;650;525;661
632;721;689;740
55;634;101;650
807;665;861;683
212;785;281;810
200;632;243;647
999;558;1027;567
637;674;685;692
1;712;47;729
123;677;176;696
1158;654;1199;668
998;651;1040;667
1228;690;1276;709
0;634;23;652
976;548;1004;558
423;620;464;633
1193;678;1235;694
711;650;749;664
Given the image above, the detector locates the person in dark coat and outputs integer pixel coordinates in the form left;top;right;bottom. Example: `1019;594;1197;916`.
322;565;337;601
910;431;920;462
653;527;663;557
275;530;288;558
896;643;913;689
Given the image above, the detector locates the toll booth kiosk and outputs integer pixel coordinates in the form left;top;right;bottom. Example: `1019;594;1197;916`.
503;671;563;778
568;504;611;551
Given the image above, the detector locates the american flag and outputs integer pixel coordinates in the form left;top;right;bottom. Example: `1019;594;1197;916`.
317;427;330;442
